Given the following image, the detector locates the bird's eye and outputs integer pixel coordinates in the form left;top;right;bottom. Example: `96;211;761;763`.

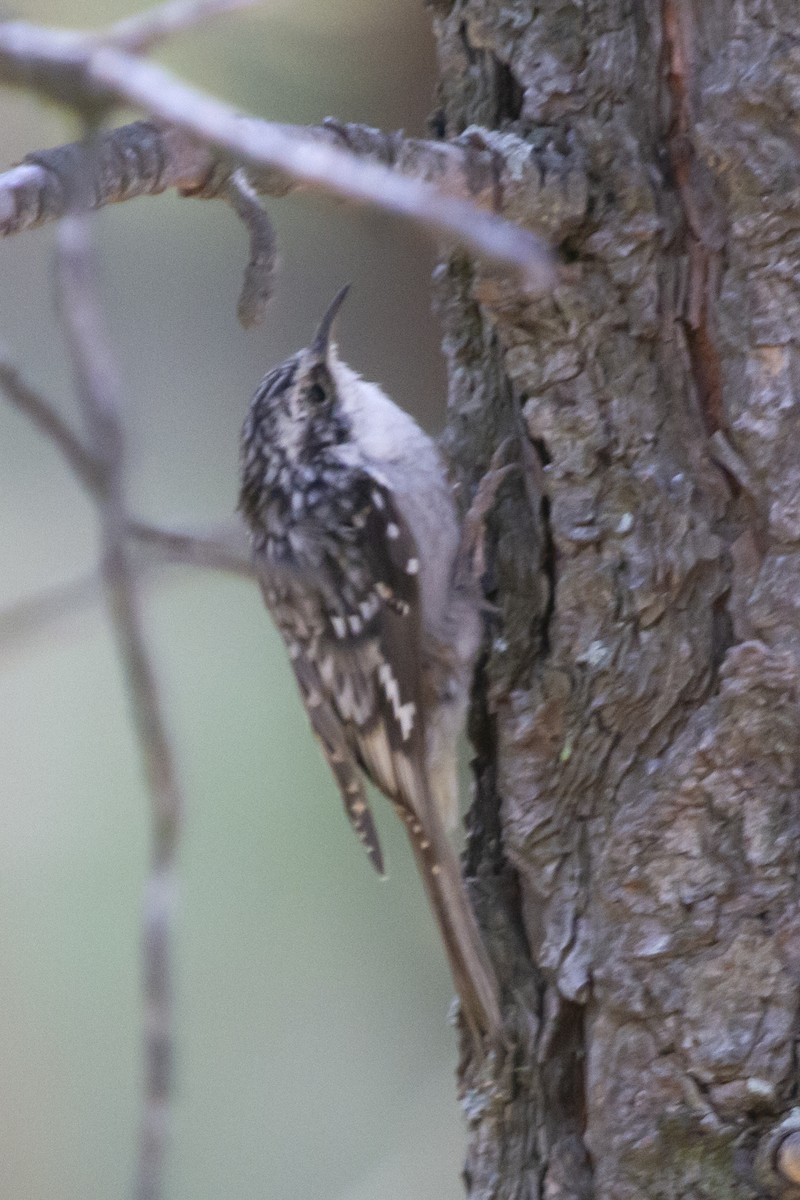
307;382;327;405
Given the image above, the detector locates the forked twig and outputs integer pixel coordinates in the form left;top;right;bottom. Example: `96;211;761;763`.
0;355;99;490
0;523;254;663
0;2;560;1194
0;574;103;656
54;133;184;1200
108;0;259;53
0;6;558;294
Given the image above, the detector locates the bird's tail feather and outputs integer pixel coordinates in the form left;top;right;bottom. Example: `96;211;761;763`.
409;821;502;1042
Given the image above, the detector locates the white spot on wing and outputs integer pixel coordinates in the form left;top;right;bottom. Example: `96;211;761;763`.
387;522;400;539
360;594;380;621
377;662;417;741
406;557;419;574
331;615;347;639
319;656;336;686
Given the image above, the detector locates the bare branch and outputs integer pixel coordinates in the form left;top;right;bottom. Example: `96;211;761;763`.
0;17;561;292
0;23;104;110
99;48;558;291
0;0;258;103
0;119;580;246
0;574;102;659
0;344;253;636
225;169;277;327
54;138;184;1200
0;345;255;578
1;123;213;237
108;0;259;54
129;517;254;577
0;523;253;662
0;354;99;489
190;165;277;328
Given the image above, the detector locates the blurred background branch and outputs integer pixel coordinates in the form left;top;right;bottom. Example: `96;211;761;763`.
0;517;255;651
108;0;260;54
0;2;510;1197
54;132;185;1196
0;518;254;663
0;346;256;662
0;6;560;294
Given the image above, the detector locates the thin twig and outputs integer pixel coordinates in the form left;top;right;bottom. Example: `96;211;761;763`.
221;168;277;327
1;124;215;238
0;574;102;658
108;0;259;54
0;523;254;661
54;135;184;1200
0;348;256;573
0;16;559;291
90;48;556;292
129;517;254;577
0;354;99;490
0;345;255;656
0;120;580;246
184;163;278;327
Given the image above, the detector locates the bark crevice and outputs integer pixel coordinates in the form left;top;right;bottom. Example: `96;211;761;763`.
436;3;800;1198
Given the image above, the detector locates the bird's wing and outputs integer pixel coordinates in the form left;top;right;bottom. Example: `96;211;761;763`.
261;470;436;872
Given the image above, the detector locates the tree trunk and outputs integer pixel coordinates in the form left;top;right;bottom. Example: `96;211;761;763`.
432;2;800;1197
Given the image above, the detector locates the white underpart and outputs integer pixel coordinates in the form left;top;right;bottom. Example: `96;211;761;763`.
328;351;463;646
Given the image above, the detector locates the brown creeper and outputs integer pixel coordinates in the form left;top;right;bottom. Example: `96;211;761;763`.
239;287;501;1040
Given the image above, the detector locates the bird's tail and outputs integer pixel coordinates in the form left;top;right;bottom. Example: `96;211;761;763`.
409;817;502;1042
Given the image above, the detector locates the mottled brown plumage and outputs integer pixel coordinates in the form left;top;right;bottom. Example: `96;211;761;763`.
239;287;501;1040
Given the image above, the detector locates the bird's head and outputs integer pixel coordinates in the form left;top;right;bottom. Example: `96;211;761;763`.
243;284;351;453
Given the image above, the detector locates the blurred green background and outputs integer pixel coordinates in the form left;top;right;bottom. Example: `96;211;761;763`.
0;3;466;1197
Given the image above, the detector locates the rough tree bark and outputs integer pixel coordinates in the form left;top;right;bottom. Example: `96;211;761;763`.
2;1;799;1196
434;2;800;1198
